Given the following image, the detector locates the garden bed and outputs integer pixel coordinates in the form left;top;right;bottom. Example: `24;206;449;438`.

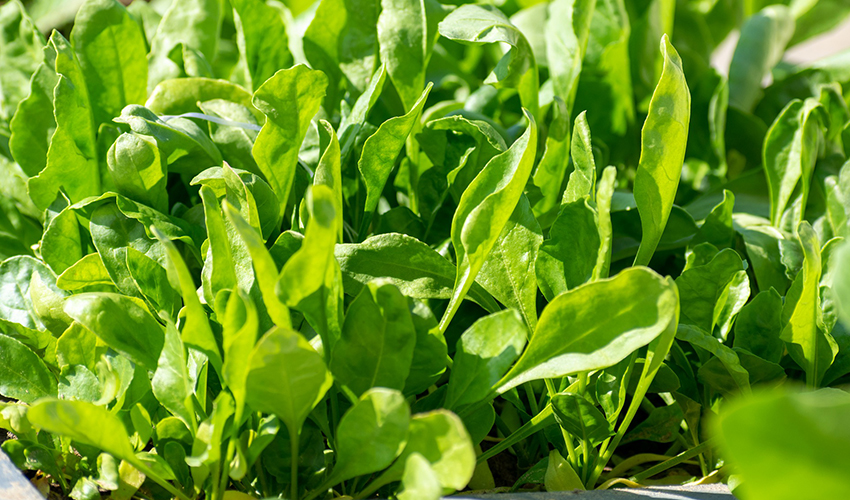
1;1;850;500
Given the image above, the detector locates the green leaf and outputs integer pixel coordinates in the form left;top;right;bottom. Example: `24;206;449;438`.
0;0;44;125
544;449;584;491
152;227;223;373
146;77;257;119
71;0;148;126
223;202;292;328
196;99;261;175
327;388;410;483
148;0;223;89
562;111;596;205
499;267;678;392
370;409;476;492
477;196;542;330
277;185;342;348
336;233;499;312
438;5;539;120
113;105;222;176
0;256;62;332
734;289;784;363
728;5;795;113
551;392;613;447
303;0;379;95
358;84;432;221
535;198;599;301
330;279;417;396
445;309;527;410
677;324;750;394
339;64;387;158
440;110;537;333
27;32;101;210
633;35;691;267
0;333;57;404
231;0;293;91
222;289;259;419
397;453;441;500
252;65;327;215
106;133;168;213
8;50;58;177
716;389;850;500
781;222;837;388
314;120;343;241
151;315;195;431
675;248;750;339
377;0;446;112
245;327;332;435
763;98;823;227
546;0;595;112
64;293;164;371
29;399;136;459
56;254;112;291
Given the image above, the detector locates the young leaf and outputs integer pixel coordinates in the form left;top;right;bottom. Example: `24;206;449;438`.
336;233;499;312
368;410;476;493
71;0;148;126
277;185;342;348
223;203;292;328
330;279;417;396
397;453;441;500
781;222;838;388
231;0;293;91
445;309;527;410
245;327;332;437
440;110;537;333
152;226;223;373
148;0;223;89
438;5;539;120
314;120;343;241
728;5;795;113
358;84;432;227
535;198;600;300
633;35;691;267
0;333;57;404
151;315;195;432
763;99;823;227
107;133;169;213
476;196;542;330
326;388;410;484
562;111;596;205
252;65;327;215
64;293;164;371
550;392;613;447
27;32;101;210
377;0;446;112
498;267;678;392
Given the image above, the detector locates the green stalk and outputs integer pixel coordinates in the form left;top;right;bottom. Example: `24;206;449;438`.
133;461;193;500
630;439;716;482
290;427;301;500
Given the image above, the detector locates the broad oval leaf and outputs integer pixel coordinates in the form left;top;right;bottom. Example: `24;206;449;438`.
499;267;679;392
329;388;410;483
245;327;332;435
445;309;527;410
0;333;57;404
330;279;417;396
64;292;164;371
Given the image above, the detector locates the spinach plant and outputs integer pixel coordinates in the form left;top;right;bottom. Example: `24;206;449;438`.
0;0;849;498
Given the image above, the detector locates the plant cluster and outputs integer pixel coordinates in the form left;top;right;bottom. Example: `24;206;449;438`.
1;0;850;499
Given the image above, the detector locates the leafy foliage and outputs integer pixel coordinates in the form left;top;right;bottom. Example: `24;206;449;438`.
0;0;850;499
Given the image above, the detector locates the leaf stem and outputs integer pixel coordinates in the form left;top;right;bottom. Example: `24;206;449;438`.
630;438;716;482
290;427;301;500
